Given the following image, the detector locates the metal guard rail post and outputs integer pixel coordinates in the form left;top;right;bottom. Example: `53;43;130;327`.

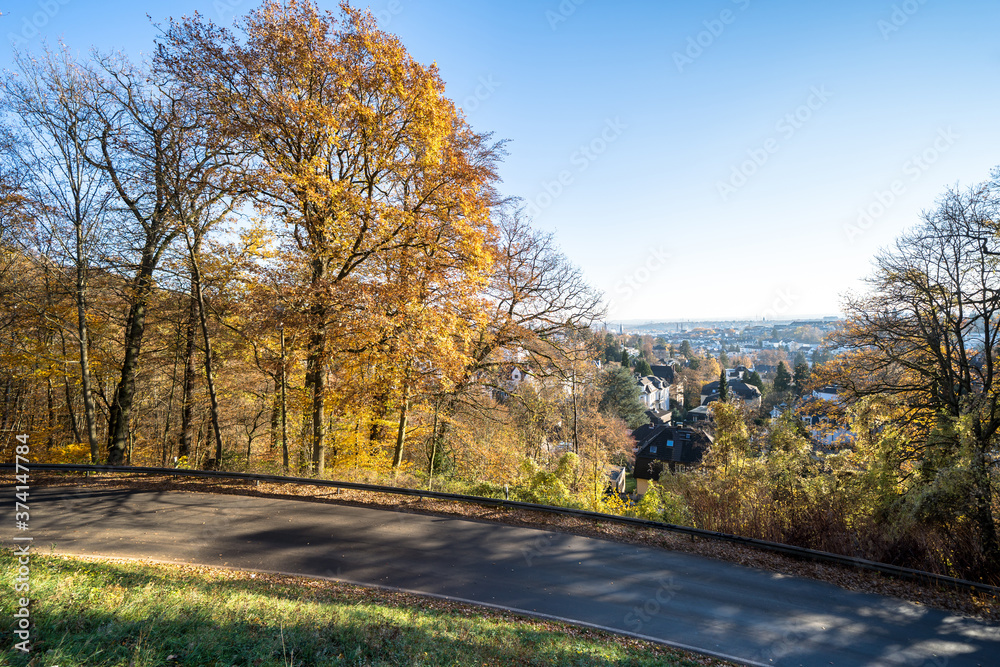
5;462;1000;596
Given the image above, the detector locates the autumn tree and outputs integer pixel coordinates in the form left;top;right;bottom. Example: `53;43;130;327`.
161;0;503;474
822;173;1000;577
71;52;224;464
3;48;113;461
793;362;811;396
424;207;603;468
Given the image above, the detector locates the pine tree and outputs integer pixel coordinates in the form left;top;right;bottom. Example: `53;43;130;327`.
774;361;792;393
719;368;729;402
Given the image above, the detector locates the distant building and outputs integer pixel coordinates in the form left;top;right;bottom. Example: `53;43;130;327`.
812;385;839;401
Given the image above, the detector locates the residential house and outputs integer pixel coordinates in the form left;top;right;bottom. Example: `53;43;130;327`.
699;379;762;409
635;375;672;424
649;364;684;408
811;385;839;402
633;425;713;496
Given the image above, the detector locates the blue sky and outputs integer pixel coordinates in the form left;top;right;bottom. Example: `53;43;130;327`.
4;0;999;321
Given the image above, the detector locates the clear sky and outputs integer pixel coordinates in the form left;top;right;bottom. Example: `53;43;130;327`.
4;0;999;322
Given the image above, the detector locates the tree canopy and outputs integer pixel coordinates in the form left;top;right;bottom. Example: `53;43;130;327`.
598;365;649;429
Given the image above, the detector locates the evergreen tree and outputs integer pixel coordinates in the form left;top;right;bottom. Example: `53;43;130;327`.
679;339;693;359
603;339;621;363
635;358;652;377
620;348;629;369
719;368;729;402
811;348;831;365
774;361;792;393
598;365;649;429
745;370;764;393
719;349;730;368
794;362;811;395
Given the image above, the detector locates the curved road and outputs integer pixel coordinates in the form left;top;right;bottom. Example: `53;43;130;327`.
11;485;1000;666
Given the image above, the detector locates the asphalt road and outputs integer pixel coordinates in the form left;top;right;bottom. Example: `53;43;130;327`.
10;485;1000;666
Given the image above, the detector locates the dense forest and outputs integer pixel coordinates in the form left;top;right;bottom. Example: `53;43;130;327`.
0;0;626;487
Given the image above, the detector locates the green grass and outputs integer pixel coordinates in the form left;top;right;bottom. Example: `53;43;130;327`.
0;551;722;667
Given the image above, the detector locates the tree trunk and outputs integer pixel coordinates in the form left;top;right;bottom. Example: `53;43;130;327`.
306;308;327;475
188;238;224;467
46;376;55;451
280;326;289;473
75;220;100;462
160;323;182;466
392;385;411;470
58;331;82;445
178;293;199;461
106;247;157;465
427;401;439;488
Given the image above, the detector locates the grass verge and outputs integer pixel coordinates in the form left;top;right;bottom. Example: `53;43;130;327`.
0;551;731;667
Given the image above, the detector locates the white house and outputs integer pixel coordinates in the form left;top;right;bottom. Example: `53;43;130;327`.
637;375;670;412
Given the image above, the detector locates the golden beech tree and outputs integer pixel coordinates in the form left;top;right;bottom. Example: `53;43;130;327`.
160;0;502;474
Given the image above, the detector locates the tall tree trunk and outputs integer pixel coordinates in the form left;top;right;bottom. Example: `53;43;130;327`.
160;323;182;466
280;326;289;473
74;220;100;462
427;402;439;481
306;290;327;475
178;293;199;460
106;247;157;465
58;331;82;445
46;376;55;451
392;384;411;470
270;391;280;453
188;236;224;467
307;344;326;474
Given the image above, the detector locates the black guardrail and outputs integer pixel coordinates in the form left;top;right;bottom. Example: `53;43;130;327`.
7;462;1000;596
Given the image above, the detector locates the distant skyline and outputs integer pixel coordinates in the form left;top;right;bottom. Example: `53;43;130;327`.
5;0;999;320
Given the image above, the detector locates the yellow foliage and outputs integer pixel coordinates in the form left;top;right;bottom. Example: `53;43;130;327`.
36;442;91;465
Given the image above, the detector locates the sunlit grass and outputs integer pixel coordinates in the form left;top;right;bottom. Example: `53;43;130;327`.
0;551;724;667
